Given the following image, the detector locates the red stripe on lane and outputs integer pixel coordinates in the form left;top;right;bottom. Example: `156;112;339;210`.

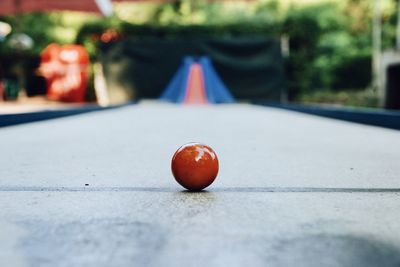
183;63;208;105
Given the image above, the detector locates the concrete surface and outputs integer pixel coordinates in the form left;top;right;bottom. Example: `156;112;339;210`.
1;101;400;266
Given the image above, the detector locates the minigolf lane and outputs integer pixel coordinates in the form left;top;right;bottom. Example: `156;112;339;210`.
0;101;400;267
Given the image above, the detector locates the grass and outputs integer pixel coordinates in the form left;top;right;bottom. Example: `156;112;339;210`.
298;89;379;108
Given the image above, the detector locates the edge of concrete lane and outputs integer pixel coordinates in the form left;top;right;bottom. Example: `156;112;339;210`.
252;101;400;131
0;101;137;128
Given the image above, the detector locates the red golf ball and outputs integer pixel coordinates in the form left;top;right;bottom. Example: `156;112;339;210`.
171;143;219;191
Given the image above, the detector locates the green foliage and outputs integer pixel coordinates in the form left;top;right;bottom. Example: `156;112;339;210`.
282;5;324;99
0;0;399;107
0;12;104;55
120;22;279;37
299;89;379;108
146;0;282;26
0;13;57;54
282;0;380;101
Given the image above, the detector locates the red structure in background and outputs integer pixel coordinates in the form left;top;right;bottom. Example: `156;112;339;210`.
184;63;208;104
0;0;144;16
0;0;104;15
40;44;90;102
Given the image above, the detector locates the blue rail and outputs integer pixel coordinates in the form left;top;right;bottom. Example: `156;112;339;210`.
255;102;400;131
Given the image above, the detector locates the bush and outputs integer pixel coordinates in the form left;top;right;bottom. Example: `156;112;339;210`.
1;0;397;106
332;54;371;90
282;6;323;100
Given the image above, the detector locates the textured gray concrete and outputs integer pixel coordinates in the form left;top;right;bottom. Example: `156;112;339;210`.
1;102;400;266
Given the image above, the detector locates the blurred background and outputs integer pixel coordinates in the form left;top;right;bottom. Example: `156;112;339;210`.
0;0;399;112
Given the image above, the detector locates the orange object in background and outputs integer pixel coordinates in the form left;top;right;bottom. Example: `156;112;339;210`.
40;44;90;102
183;63;208;105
